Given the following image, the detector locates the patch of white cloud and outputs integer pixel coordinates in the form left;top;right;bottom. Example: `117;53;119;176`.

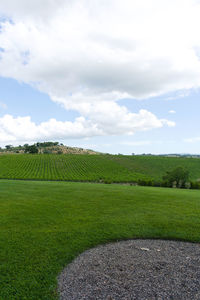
169;110;176;114
0;114;102;144
0;0;66;22
1;0;200;99
52;98;175;135
3;0;199;140
0;110;174;144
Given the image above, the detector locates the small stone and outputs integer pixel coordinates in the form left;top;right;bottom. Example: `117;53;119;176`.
140;247;150;251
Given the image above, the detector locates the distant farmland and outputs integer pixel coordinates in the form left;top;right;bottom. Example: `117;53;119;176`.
0;154;200;183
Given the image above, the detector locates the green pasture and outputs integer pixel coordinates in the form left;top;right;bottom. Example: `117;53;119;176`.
1;180;200;299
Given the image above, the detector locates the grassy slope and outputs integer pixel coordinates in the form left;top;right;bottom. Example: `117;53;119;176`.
0;154;200;182
0;180;200;299
110;155;200;181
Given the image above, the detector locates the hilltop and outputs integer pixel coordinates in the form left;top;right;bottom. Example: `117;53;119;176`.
0;142;101;155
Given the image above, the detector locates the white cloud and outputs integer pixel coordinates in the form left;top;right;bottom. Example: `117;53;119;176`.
0;0;66;22
2;0;196;140
1;0;200;100
0;114;102;144
52;99;175;134
184;137;200;143
169;110;176;114
0;110;175;144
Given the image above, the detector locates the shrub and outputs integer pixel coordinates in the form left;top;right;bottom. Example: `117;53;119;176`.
152;181;161;187
147;180;153;186
104;179;112;184
138;179;145;186
190;181;200;189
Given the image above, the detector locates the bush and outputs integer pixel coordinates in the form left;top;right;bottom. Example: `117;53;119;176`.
104;179;112;184
137;179;155;187
152;181;161;187
161;181;170;188
138;179;146;186
190;181;200;189
147;180;153;186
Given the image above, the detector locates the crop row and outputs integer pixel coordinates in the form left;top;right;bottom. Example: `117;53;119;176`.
0;154;149;182
0;154;199;183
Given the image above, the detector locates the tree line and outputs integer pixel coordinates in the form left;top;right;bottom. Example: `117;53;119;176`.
2;142;61;153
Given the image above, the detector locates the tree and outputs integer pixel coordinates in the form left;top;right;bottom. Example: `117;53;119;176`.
24;144;38;154
36;141;59;148
162;166;189;188
5;145;13;150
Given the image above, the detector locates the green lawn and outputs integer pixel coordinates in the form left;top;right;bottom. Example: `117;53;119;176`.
1;180;200;299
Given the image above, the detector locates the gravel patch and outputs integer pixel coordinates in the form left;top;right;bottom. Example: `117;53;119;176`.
58;239;200;300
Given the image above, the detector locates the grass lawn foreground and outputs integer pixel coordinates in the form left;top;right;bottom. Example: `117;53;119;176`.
0;180;200;299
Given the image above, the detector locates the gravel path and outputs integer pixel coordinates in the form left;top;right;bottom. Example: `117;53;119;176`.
58;239;200;300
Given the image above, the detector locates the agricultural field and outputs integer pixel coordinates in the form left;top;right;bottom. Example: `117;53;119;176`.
0;154;149;182
110;155;200;181
0;154;200;183
0;180;200;299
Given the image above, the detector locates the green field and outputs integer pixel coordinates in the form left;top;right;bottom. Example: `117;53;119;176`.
1;180;200;299
0;154;200;183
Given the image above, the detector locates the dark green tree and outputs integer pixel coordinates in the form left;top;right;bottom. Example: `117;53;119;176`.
25;144;38;154
162;166;189;188
5;145;13;150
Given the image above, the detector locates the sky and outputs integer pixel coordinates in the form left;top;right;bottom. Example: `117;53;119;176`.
0;0;200;154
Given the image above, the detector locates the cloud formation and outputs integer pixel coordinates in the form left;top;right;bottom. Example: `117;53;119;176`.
0;111;174;144
0;114;101;143
1;0;200;98
2;0;199;141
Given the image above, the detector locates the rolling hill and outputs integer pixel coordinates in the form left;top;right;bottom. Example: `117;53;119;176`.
0;153;199;183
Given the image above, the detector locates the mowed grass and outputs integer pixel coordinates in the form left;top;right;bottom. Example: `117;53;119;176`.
1;180;200;299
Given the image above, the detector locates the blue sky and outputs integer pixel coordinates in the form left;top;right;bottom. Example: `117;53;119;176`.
0;0;200;154
0;76;199;154
0;77;79;123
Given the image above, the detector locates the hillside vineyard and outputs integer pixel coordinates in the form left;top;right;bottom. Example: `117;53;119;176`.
0;154;199;183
